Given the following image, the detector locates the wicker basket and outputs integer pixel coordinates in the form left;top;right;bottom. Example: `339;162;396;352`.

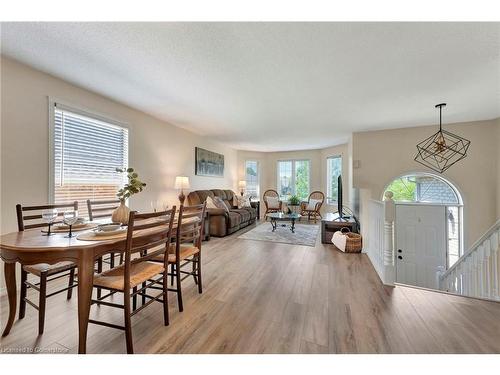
340;227;362;253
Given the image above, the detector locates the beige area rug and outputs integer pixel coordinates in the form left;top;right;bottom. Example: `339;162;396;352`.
238;222;319;247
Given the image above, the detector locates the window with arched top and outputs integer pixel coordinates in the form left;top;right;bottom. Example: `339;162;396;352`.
384;174;460;204
384;173;463;268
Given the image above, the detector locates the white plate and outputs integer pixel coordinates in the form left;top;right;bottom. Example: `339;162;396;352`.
92;227;127;236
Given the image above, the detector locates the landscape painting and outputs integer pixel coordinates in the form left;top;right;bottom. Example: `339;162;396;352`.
195;147;224;177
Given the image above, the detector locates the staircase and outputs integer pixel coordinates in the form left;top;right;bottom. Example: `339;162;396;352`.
439;219;500;301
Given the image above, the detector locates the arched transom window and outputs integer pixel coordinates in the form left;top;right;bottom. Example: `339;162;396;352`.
385;174;460;204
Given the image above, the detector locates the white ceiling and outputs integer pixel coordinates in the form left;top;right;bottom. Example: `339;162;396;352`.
1;22;499;152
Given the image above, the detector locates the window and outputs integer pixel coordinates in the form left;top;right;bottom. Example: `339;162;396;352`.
384;173;463;268
245;160;259;198
51;102;129;217
326;156;342;204
277;160;310;200
385;175;459;204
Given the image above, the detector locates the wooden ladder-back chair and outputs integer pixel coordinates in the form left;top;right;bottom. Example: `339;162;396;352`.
87;198;124;269
16;202;78;335
152;203;206;312
263;189;282;219
300;191;325;223
89;207;176;354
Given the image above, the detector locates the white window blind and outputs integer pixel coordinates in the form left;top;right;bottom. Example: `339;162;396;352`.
245;160;259;198
52;103;128;217
326;156;342;204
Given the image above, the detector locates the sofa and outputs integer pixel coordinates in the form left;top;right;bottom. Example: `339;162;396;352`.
187;189;257;237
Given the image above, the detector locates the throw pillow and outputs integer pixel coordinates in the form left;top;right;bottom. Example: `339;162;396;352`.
235;195;251;209
205;196;218;209
306;198;322;211
266;196;280;209
213;196;229;212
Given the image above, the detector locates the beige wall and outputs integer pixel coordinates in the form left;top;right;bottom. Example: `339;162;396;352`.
497;118;500;217
237;144;350;216
353;118;500;248
0;57;238;291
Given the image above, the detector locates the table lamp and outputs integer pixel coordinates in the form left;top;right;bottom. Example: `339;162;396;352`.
238;180;246;196
174;176;190;205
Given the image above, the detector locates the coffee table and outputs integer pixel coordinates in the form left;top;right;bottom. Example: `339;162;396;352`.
266;212;301;233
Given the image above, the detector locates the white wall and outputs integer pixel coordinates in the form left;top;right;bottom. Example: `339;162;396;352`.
352;118;500;249
0;57;238;291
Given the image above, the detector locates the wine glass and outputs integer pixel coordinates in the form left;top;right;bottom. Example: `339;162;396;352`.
150;200;159;213
63;210;79;238
41;208;58;236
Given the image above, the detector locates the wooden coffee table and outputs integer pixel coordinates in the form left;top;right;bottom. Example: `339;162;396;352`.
266;212;301;233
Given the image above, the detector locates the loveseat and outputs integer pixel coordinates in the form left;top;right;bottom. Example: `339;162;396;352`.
187;189;257;237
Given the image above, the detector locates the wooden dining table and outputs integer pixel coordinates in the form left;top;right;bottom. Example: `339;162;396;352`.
0;226;130;353
0;216;198;354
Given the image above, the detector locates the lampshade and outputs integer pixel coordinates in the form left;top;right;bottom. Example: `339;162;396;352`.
238;180;247;189
174;176;190;190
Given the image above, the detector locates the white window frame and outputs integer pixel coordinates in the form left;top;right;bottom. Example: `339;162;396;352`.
244;160;260;198
326;155;342;205
276;159;311;200
48;97;130;203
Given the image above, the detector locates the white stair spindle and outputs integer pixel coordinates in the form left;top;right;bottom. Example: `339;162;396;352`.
484;239;491;299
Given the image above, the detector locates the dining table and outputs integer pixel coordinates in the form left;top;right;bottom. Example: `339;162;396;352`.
0;216;197;354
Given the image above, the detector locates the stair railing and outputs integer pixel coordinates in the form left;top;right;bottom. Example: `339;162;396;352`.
439;219;500;301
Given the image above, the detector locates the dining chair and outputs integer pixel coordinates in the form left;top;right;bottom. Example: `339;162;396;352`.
16;202;78;335
89;207;176;354
87;198;123;268
263;189;283;219
300;191;325;223
151;203;206;312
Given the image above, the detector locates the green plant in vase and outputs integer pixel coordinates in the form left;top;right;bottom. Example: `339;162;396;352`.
112;167;147;224
288;195;301;206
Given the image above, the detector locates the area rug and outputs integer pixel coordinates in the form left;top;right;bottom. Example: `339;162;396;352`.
238;222;319;247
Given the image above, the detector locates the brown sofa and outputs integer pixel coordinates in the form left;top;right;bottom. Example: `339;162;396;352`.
187;189;257;237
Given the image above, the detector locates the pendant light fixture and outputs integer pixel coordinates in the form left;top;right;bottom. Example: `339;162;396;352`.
414;103;470;173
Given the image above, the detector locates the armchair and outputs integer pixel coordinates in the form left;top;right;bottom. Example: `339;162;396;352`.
263;189;282;219
300;191;325;223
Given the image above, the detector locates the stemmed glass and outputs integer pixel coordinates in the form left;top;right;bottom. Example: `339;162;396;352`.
150;200;159;213
41;208;58;236
63;210;79;238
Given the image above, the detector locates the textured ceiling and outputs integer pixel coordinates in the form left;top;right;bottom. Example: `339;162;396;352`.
1;22;499;151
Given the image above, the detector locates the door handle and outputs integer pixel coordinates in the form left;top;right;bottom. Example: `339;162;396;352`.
398;249;402;253
398;255;403;260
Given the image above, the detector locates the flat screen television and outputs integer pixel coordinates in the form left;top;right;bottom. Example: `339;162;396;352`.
337;175;343;219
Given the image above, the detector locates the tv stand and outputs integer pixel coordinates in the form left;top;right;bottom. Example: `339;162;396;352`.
321;212;359;244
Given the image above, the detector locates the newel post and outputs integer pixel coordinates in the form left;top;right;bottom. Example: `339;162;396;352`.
383;191;396;285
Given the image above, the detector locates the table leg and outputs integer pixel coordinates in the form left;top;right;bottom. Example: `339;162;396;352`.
2;262;17;336
272;219;278;232
77;251;94;354
291;219;296;233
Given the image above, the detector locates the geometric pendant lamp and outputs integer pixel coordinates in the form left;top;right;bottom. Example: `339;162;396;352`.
414;103;471;174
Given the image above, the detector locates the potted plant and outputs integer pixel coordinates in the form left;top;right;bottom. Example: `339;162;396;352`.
288;195;301;206
112;167;147;224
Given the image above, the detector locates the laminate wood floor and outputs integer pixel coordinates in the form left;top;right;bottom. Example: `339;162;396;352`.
2;222;500;354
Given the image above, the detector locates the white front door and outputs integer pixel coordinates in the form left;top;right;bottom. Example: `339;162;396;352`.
395;204;446;289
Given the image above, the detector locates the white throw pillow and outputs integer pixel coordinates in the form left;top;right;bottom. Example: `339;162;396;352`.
306;198;322;211
266;196;280;209
205;196;218;209
235;195;251;209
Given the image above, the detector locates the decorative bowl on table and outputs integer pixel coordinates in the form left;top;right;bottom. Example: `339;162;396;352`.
97;223;122;232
